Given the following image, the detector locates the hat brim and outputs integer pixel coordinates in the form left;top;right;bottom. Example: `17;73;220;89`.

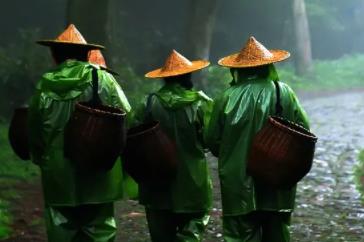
218;50;290;68
145;60;210;79
37;40;105;50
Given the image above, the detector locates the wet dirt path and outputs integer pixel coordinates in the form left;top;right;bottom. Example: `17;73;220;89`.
115;92;364;241
3;92;364;242
291;92;364;242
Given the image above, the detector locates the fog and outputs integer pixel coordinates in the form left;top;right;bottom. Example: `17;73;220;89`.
1;1;364;241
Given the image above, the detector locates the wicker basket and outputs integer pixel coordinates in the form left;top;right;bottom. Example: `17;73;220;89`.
122;121;178;185
247;116;317;188
8;107;30;160
64;102;126;171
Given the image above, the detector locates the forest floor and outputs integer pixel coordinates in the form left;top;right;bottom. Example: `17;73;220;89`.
2;91;364;242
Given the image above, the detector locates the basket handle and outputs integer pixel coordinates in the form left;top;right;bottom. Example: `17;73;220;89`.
274;81;283;116
90;68;102;107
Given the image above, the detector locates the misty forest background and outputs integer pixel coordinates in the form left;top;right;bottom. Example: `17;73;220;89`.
1;0;364;118
1;0;364;240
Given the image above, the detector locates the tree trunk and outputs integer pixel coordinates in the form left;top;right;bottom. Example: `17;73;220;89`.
66;0;110;46
292;0;313;75
184;0;218;88
184;0;218;60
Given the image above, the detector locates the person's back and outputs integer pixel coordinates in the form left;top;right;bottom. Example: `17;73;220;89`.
28;24;131;242
138;50;213;242
29;59;130;205
206;37;309;242
140;81;212;211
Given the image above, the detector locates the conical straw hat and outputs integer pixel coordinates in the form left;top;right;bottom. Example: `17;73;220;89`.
218;36;290;68
145;50;210;78
37;24;104;50
88;50;119;75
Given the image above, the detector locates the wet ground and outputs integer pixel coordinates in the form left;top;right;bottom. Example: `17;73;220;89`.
2;92;364;241
291;92;364;242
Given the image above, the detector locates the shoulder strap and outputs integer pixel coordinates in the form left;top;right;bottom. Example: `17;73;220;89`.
90;68;102;107
273;81;283;116
144;93;157;122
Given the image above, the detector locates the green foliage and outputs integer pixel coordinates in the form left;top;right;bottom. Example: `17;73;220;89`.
280;55;364;92
0;199;11;240
355;150;364;202
113;65;161;111
0;29;51;119
0;121;40;238
203;66;231;98
205;54;364;98
306;0;345;32
0;121;40;180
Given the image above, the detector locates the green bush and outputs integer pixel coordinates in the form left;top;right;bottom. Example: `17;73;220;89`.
280;55;364;92
355;150;364;203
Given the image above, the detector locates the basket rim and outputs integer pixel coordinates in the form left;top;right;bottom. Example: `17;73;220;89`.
127;121;160;138
269;116;318;141
76;102;126;117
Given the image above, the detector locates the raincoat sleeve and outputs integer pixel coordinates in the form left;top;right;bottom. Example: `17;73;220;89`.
205;96;226;157
98;70;133;127
28;90;45;165
282;84;310;129
197;99;213;149
99;71;131;112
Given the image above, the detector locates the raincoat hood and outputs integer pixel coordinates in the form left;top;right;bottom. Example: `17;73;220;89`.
156;82;212;110
230;64;279;85
37;59;94;100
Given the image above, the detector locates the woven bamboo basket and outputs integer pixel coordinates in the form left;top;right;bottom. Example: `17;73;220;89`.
122;121;178;185
64;102;126;171
247;116;317;188
8;107;30;160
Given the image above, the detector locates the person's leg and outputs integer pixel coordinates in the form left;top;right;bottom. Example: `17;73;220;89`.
44;205;78;242
75;203;117;242
261;212;291;242
145;208;177;242
223;212;262;242
45;203;117;242
174;212;210;242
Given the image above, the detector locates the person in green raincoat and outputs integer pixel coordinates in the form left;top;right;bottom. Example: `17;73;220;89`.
135;50;213;242
28;24;131;242
205;37;310;242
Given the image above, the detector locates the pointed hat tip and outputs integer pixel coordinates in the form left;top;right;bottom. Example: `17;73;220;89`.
169;49;183;57
88;49;107;68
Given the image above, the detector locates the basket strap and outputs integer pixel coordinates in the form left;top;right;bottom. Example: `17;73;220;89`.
90;68;102;107
274;81;283;116
145;93;157;122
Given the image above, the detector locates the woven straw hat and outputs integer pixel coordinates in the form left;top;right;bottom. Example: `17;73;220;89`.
145;50;210;78
218;36;290;68
88;50;119;75
37;24;104;50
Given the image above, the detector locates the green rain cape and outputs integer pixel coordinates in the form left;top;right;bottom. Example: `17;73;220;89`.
138;82;213;212
206;65;310;216
28;60;131;206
